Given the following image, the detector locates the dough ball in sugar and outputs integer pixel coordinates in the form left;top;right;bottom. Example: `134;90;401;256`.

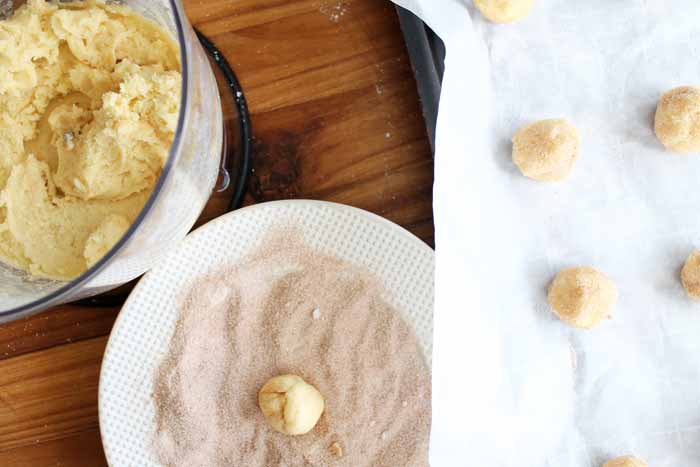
603;455;648;467
547;267;618;329
512;119;580;182
681;250;700;299
654;86;700;153
474;0;535;23
258;374;325;436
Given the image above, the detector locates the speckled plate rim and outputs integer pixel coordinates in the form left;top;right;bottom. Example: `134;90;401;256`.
98;199;434;466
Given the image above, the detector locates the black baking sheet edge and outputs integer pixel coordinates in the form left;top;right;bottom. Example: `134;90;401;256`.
396;6;445;154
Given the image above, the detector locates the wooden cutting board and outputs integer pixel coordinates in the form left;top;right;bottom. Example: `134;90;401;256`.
0;1;434;465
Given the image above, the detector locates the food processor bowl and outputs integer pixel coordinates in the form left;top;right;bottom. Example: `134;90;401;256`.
0;0;224;323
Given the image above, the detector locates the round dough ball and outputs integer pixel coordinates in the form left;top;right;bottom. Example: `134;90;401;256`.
654;86;700;153
258;374;325;436
547;267;618;329
603;455;648;467
512;119;581;182
681;250;700;299
474;0;535;23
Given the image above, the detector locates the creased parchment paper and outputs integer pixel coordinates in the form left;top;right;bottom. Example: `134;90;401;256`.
392;1;700;465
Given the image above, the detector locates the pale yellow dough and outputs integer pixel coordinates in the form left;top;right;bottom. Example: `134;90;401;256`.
681;250;700;299
547;266;618;329
0;0;181;279
474;0;535;24
603;455;648;467
83;214;131;268
654;86;700;153
512;119;580;182
258;374;325;436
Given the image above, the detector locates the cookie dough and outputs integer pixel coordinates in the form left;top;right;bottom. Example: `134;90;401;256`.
681;250;700;299
474;0;535;24
512;119;580;181
654;86;700;153
547;266;618;329
259;374;325;436
0;0;181;279
603;455;648;467
83;214;131;268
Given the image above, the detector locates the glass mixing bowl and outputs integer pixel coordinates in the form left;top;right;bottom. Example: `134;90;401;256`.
0;0;224;323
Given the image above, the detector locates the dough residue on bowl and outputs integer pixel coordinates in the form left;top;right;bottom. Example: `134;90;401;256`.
0;0;181;279
152;231;431;466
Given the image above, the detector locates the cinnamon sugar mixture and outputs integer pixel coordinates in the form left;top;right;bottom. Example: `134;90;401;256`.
152;232;431;466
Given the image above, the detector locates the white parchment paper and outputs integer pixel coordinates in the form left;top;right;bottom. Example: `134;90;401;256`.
392;0;700;465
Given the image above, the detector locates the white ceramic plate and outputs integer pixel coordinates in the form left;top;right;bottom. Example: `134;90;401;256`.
99;200;434;466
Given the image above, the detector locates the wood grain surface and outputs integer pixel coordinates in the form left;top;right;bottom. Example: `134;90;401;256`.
0;0;434;465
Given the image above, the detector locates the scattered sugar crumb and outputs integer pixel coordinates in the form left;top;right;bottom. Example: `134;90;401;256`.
312;308;321;320
330;441;343;457
317;0;351;23
385;132;392;139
